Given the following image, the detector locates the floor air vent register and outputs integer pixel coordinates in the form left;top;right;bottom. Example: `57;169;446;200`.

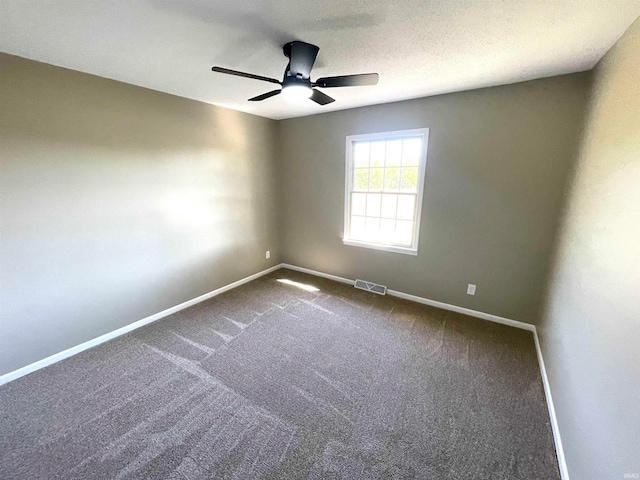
354;279;387;295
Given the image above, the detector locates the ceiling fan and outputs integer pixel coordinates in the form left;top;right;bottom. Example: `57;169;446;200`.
211;41;379;105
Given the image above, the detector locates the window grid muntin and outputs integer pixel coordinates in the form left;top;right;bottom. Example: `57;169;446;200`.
348;136;424;248
345;129;428;254
349;193;417;247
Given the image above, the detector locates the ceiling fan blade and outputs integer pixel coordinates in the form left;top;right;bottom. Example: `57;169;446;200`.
286;41;320;79
315;73;379;88
211;66;281;85
248;89;281;102
310;89;335;105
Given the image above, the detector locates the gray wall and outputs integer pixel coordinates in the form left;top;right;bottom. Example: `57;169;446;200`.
539;18;640;479
0;54;279;376
277;74;590;324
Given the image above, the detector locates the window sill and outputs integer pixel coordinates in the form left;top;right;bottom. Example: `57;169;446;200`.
343;239;418;256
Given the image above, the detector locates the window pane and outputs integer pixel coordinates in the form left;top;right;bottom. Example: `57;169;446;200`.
353;142;370;168
395;220;414;245
369;168;384;190
352;192;366;216
380;218;396;243
370;141;385;167
351;215;366;239
384;167;400;191
400;167;419;191
366;193;381;217
385;140;402;167
365;217;380;237
347;130;427;251
397;195;415;220
381;194;397;218
354;168;369;191
402;138;421;166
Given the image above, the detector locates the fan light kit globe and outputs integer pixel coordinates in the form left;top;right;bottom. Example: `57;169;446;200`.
281;84;313;99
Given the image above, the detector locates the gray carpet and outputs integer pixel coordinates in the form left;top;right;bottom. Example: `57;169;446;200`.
0;268;560;479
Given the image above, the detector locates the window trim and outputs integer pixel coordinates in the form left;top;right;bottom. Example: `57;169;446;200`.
343;128;430;256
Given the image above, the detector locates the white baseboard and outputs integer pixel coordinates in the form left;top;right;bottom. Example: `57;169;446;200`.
533;332;570;480
280;262;569;480
282;263;534;331
280;263;356;286
0;261;569;479
386;289;536;332
0;264;281;387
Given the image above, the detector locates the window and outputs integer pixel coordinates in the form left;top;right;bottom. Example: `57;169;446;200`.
343;128;429;255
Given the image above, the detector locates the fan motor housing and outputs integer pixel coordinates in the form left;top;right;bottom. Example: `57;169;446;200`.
282;75;311;89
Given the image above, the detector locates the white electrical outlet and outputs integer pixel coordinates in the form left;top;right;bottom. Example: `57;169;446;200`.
265;250;271;259
467;284;476;295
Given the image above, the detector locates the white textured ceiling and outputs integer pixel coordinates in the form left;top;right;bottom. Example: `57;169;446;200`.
1;1;639;120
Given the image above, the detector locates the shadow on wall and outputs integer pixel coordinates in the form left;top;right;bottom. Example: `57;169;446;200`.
0;54;278;375
147;0;381;68
535;17;640;480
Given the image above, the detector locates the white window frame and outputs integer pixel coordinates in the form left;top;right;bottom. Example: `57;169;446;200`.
343;128;429;256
